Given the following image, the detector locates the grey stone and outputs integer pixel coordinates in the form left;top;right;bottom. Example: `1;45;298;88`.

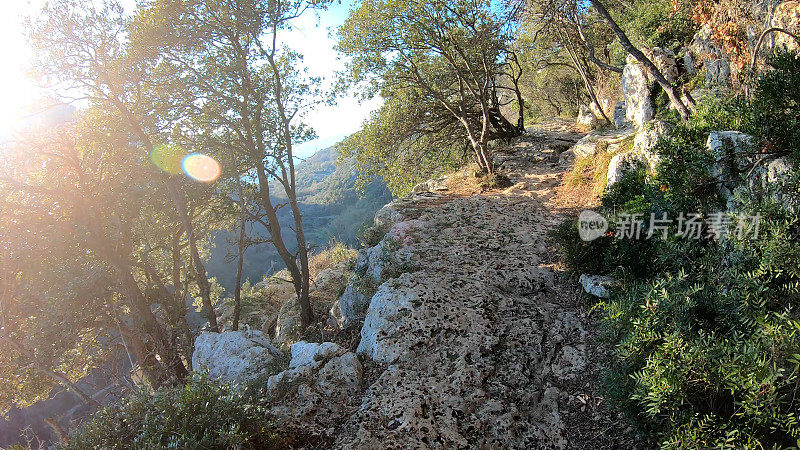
192;330;283;384
622;57;654;127
578;274;617;299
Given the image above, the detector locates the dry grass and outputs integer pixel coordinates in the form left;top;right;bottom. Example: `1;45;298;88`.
308;238;357;279
564;150;613;198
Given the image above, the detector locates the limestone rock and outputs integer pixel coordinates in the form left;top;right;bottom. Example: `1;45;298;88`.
748;156;798;213
357;275;418;364
577;104;599;128
411;177;448;194
632;120;674;170
265;341;362;427
192;330;283;384
274;297;303;346
706;59;731;87
579;274;617;299
572;133;603;158
648;47;679;83
374;203;403;229
607;152;647;186
329;282;369;329
707;131;754;203
622;57;654;126
690;24;724;60
355;242;386;282
288;341;347;370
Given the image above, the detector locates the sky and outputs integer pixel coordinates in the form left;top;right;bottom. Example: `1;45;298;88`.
0;0;380;158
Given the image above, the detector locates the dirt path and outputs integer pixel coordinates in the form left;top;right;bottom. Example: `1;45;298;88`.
337;121;635;449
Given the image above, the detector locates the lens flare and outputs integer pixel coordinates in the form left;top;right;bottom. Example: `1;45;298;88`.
182;153;221;182
150;144;187;175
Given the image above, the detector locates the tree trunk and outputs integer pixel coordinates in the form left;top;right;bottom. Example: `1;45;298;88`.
266;31;313;328
253;162;312;325
165;181;218;333
590;0;692;121
562;30;612;124
232;196;247;331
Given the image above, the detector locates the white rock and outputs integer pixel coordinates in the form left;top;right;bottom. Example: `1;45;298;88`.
355;242;386;282
632;120;674;170
357;276;417;364
606;152;647;186
576;105;599;128
578;274;617;298
274;296;302;346
707;131;754;206
330;282;369;329
374;203;403;229
706;59;731;87
192;330;283;384
648;47;679;83
613;101;630;129
265;342;362;426
289;341;346;369
622;57;654;127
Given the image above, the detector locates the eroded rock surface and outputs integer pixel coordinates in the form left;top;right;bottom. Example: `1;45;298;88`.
336;122;633;449
192;330;283;384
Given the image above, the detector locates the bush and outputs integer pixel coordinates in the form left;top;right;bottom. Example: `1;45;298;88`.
65;375;285;449
556;50;800;447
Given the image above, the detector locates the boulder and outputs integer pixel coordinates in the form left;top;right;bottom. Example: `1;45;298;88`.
355;242;386;282
578;274;617;299
328;282;370;329
571;133;604;158
682;49;697;76
576;105;599;129
411;177;448;194
192;330;284;384
607;152;648;186
374;203;403;229
747;156;798;213
621;56;654;127
632;120;674;170
648;47;679;83
265;341;362;427
274;297;303;346
690;24;724;60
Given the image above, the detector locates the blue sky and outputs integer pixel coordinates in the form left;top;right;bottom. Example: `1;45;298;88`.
286;0;383;159
0;0;379;158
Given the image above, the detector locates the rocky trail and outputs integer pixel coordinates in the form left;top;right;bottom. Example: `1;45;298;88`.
330;121;635;448
194;120;638;449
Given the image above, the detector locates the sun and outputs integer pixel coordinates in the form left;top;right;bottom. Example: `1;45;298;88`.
0;1;43;141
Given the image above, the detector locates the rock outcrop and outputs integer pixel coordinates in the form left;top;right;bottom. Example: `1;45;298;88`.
192;330;284;384
579;274;617;299
265;341;362;429
622;56;654;127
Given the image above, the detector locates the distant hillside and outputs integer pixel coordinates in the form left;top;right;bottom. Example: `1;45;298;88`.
206;145;392;293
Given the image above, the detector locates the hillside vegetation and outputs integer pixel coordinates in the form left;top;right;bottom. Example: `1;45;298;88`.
2;0;800;448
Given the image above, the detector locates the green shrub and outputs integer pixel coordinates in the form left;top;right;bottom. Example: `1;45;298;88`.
742;50;800;162
556;50;800;448
65;375;285;449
